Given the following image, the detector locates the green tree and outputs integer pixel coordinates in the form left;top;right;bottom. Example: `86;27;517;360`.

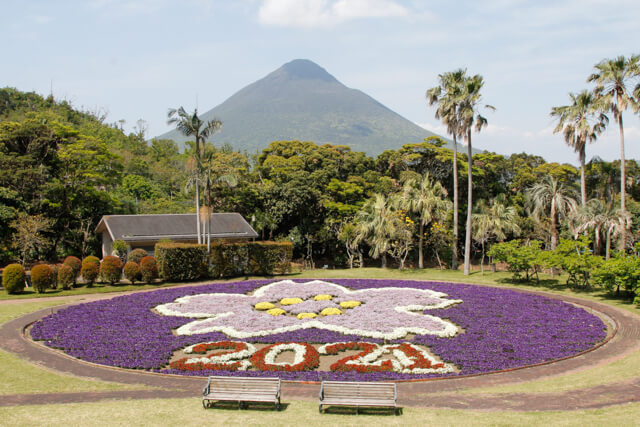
526;176;577;250
10;213;53;265
551;90;608;206
472;194;520;273
399;173;451;268
167;107;222;244
588;55;640;243
459;72;494;275
427;70;466;269
353;194;395;268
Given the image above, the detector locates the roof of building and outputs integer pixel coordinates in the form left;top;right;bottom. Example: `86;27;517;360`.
95;213;258;242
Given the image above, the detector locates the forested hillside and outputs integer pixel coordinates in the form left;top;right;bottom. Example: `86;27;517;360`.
1;88;639;267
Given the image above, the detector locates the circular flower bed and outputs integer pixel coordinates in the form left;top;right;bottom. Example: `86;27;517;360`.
30;279;607;381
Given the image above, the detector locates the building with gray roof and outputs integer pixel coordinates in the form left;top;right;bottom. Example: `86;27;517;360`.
95;213;258;257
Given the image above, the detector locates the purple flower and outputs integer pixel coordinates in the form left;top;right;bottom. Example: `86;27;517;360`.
30;279;607;381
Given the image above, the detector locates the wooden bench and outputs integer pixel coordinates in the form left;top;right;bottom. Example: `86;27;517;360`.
318;381;399;414
202;376;281;410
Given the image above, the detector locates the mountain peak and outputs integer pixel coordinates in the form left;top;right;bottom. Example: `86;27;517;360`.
276;59;338;83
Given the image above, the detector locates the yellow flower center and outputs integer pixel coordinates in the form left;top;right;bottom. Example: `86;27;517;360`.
254;302;275;310
339;300;362;309
296;312;317;319
280;297;304;305
320;307;342;316
266;308;286;316
314;294;333;301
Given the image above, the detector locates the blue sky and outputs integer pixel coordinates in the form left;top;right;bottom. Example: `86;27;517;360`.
2;0;639;164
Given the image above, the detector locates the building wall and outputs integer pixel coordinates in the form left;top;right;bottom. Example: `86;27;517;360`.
101;232;113;258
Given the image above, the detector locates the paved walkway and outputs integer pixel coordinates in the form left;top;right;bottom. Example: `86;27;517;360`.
2;287;640;411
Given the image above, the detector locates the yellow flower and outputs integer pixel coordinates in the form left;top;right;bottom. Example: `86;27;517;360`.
320;307;342;316
254;302;275;310
339;300;362;309
280;297;303;305
266;308;286;316
314;294;333;301
296;312;317;319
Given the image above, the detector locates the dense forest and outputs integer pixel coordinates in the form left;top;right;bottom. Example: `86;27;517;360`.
1;87;639;268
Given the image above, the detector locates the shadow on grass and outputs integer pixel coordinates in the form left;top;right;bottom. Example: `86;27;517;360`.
204;401;289;412
321;405;402;416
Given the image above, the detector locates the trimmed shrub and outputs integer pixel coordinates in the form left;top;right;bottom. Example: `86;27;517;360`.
2;264;26;294
127;249;148;264
31;264;55;293
100;255;123;285
123;261;141;285
57;264;75;290
81;261;99;287
139;256;159;284
209;241;293;278
82;255;100;266
63;256;82;285
248;241;292;275
48;264;62;289
155;243;207;281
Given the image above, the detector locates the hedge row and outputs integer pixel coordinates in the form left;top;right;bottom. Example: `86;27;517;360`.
155;241;292;281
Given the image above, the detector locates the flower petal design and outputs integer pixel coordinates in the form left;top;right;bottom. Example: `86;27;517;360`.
155;280;462;339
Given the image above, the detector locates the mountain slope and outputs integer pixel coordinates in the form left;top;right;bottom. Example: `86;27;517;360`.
157;59;443;155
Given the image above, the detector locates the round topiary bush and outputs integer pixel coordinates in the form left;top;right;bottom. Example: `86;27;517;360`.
31;264;55;293
81;261;99;287
127;248;148;264
123;261;141;285
2;264;26;294
63;256;82;285
82;255;100;267
48;264;62;289
139;256;159;284
100;255;122;285
57;264;75;290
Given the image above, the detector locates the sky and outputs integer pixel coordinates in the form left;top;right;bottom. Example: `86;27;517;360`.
2;0;640;164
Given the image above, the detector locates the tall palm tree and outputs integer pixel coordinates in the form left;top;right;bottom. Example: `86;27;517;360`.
353;193;395;268
400;173;452;268
167;107;222;244
569;198;605;253
551;90;608;206
458;73;495;275
526;176;577;250
427;69;465;269
587;55;640;229
472;194;520;274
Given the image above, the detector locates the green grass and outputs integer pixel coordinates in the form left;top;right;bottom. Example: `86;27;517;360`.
2;398;639;426
0;300;150;395
2;268;640;424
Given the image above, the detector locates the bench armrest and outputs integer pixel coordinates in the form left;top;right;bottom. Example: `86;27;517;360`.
202;377;212;396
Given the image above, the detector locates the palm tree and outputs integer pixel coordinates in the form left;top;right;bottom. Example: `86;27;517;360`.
601;205;632;259
588;55;640;239
551;90;608;206
526;176;577;250
353;194;395;268
399;173;451;268
167;107;222;244
427;69;465;269
458;73;495;275
472;194;520;274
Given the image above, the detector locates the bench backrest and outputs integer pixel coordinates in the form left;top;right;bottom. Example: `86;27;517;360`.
208;376;280;394
321;381;396;400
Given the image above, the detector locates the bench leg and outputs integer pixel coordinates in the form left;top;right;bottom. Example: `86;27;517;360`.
318;404;323;414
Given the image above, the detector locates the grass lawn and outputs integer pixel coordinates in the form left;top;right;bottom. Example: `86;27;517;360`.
2;268;640;424
0;300;150;395
2;398;639;426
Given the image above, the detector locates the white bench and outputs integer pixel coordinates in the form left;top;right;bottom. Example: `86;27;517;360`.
202;376;281;410
319;381;399;414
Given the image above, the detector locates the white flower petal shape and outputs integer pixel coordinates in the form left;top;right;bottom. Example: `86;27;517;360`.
155;280;462;339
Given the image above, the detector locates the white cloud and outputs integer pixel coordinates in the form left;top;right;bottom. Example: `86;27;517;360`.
258;0;408;29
